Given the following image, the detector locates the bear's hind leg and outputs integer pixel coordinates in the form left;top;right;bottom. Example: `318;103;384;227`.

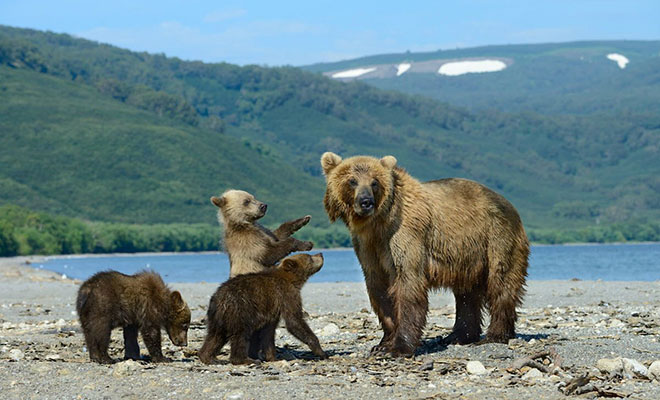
446;288;484;345
85;320;114;364
229;333;260;365
123;324;140;360
199;326;227;365
484;262;526;343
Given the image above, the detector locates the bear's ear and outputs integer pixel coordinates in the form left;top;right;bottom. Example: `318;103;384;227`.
170;291;186;311
321;152;343;175
380;155;397;169
280;258;298;272
210;196;226;208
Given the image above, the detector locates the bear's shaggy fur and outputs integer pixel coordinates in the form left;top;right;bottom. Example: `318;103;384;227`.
321;152;529;356
211;189;313;278
76;270;191;363
198;253;327;365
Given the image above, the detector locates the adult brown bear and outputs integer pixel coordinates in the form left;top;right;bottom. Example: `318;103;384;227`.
321;152;529;356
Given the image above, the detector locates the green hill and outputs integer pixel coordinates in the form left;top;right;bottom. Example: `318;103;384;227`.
304;40;660;114
0;26;658;253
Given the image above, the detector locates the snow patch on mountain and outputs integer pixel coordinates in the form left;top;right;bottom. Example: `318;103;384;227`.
396;63;411;76
332;67;377;78
438;60;507;76
606;53;629;69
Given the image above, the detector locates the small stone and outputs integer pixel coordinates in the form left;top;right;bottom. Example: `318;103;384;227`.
622;358;648;379
596;358;623;375
57;368;71;376
648;361;660;381
45;353;61;361
466;361;487;375
112;360;141;377
609;319;625;328
522;368;543;380
224;390;244;400
9;349;24;361
317;323;340;337
55;319;66;327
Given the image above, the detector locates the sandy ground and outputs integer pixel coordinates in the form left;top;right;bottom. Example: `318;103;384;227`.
1;255;659;399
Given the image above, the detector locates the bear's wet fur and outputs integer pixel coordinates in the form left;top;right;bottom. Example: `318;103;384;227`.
211;189;313;278
198;253;327;365
321;152;529;356
76;270;191;363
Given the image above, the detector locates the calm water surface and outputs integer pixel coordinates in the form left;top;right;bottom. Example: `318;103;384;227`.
38;243;660;283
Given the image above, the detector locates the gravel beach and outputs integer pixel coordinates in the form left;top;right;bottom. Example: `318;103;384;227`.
1;255;659;399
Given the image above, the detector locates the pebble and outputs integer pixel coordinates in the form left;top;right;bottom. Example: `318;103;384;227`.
224;390;244;399
622;358;648;379
522;368;543;380
466;361;487;375
596;358;623;375
112;360;141;377
317;323;340;337
9;349;24;361
648;361;660;381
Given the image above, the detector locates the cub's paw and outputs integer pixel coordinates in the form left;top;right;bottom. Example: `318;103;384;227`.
298;241;314;251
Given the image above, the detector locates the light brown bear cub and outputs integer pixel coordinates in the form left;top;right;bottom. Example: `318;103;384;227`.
321;152;529;357
211;189;313;278
76;270;191;364
198;253;327;365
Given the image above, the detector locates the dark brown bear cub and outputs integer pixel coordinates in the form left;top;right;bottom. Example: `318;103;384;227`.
76;270;191;364
199;253;327;365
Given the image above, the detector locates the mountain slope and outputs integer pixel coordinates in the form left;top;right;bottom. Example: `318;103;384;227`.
0;25;658;238
0;65;326;226
304;40;660;114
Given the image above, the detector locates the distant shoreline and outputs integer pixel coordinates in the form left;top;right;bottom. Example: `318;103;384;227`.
10;241;660;262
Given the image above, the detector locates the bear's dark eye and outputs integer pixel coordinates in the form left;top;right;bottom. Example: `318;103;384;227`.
371;180;379;190
243;199;250;206
349;178;358;187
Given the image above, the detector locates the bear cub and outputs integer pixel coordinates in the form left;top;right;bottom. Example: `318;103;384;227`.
76;270;191;364
198;253;327;365
211;189;313;277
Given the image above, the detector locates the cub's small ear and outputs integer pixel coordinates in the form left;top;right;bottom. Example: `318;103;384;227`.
280;258;298;272
170;291;186;310
380;155;397;169
321;152;343;175
210;196;225;208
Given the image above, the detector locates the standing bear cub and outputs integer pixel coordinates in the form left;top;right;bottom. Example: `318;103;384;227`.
198;253;327;365
321;152;529;357
211;189;313;278
76;270;191;364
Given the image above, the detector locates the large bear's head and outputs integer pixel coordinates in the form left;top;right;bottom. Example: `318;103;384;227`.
210;190;267;226
320;152;397;223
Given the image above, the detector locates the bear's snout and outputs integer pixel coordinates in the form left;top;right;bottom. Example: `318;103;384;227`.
259;203;267;213
356;189;375;215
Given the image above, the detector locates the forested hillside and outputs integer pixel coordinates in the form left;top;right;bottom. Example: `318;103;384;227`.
1;26;658;254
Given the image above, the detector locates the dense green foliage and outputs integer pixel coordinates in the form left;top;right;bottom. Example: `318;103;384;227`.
0;26;658;255
0;205;219;256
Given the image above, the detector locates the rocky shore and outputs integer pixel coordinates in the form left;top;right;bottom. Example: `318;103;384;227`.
1;256;659;399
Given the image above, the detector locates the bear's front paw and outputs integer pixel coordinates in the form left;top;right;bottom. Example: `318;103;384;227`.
369;344;391;357
298;241;314;251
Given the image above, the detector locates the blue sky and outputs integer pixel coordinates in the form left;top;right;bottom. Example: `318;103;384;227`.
1;1;659;66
